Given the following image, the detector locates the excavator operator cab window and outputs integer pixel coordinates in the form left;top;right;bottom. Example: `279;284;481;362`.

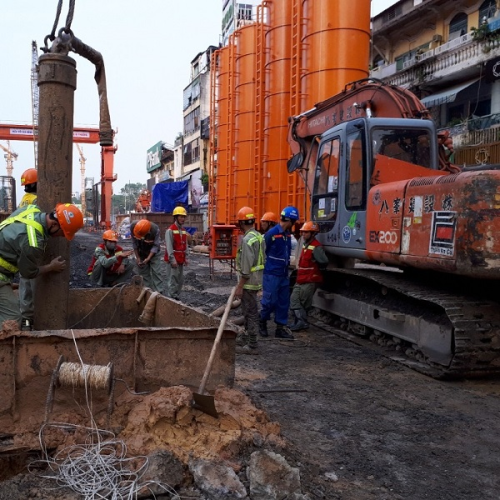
346;129;366;210
372;128;432;170
311;136;340;231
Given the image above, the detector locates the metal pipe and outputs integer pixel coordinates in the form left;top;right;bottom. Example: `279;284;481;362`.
34;53;76;330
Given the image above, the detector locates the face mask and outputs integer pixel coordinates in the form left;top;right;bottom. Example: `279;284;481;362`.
105;241;116;251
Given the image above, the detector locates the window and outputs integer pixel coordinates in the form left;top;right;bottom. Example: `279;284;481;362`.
479;0;496;23
237;3;252;21
346;130;365;210
372;128;433;170
312;137;341;226
184;107;200;136
449;13;468;38
184;139;200;167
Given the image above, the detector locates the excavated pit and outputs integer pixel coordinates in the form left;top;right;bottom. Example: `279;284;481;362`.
0;279;239;480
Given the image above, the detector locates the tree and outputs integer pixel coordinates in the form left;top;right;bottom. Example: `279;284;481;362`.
112;182;147;213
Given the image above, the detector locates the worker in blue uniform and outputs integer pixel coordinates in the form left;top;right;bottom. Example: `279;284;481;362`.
259;205;299;339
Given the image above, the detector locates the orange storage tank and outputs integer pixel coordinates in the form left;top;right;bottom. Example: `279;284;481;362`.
263;0;298;219
233;24;259;223
300;0;371;110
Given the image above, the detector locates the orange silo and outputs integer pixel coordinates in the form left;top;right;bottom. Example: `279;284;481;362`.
232;24;259;222
209;45;232;225
262;0;295;219
300;0;371;110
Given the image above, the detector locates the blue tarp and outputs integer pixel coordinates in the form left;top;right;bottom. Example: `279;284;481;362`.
151;181;189;213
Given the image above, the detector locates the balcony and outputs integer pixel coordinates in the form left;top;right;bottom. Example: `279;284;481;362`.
371;31;500;88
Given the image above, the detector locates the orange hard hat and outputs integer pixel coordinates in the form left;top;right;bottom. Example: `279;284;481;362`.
54;203;84;241
237;206;255;221
103;230;119;242
133;219;152;239
300;221;320;233
21;168;38;186
261;211;278;223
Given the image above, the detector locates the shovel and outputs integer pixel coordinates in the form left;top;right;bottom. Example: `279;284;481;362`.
192;286;237;418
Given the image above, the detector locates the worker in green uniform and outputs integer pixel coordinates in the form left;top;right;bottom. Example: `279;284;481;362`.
131;218;164;293
0;203;84;330
235;206;265;354
17;168;39;329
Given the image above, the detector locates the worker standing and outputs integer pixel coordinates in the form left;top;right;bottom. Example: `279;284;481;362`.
0;203;83;330
131;219;164;293
19;168;38;207
289;221;328;331
260;212;278;234
235;206;265;354
87;230;134;287
17;168;39;330
164;206;190;300
259;205;299;339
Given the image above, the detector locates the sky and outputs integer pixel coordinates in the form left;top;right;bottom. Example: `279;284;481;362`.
1;0;396;200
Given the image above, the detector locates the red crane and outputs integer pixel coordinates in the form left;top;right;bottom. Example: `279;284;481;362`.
0;123;116;229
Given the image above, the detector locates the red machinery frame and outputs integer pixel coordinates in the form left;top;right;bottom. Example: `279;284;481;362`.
0;123;116;229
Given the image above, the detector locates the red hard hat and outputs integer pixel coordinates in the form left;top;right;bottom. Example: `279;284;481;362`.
133;219;152;239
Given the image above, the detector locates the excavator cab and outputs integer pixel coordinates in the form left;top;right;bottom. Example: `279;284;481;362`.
311;117;439;260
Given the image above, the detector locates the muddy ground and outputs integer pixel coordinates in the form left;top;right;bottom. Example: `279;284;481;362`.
4;229;500;499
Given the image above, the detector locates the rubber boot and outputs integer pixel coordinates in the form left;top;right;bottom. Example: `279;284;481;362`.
289;309;309;331
259;319;269;337
275;325;294;339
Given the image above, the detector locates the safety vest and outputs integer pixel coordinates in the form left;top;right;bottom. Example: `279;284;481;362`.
237;229;265;290
164;223;188;264
296;239;323;285
0;205;44;276
87;243;126;275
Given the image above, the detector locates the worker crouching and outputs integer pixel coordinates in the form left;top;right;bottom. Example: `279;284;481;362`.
0;203;84;331
235;206;265;354
87;230;134;287
131;219;164;293
289;221;328;331
164;206;190;300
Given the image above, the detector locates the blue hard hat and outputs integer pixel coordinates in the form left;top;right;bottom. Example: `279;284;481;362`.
281;206;299;221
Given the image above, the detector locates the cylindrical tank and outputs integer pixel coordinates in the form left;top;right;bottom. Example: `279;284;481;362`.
233;24;258;222
212;46;231;225
300;0;371;111
263;0;296;219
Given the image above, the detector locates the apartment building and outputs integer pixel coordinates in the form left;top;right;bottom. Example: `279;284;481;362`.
371;0;500;164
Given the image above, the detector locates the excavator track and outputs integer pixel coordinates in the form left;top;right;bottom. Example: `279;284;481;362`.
313;267;500;378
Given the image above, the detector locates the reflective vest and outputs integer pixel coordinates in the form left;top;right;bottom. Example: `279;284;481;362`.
237;229;265;290
296;239;323;284
87;243;126;275
164;223;188;264
0;205;43;276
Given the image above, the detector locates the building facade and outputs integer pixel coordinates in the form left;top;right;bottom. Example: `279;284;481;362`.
371;0;500;165
221;0;261;45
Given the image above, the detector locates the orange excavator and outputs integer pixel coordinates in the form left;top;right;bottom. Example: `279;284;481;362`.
287;78;500;377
